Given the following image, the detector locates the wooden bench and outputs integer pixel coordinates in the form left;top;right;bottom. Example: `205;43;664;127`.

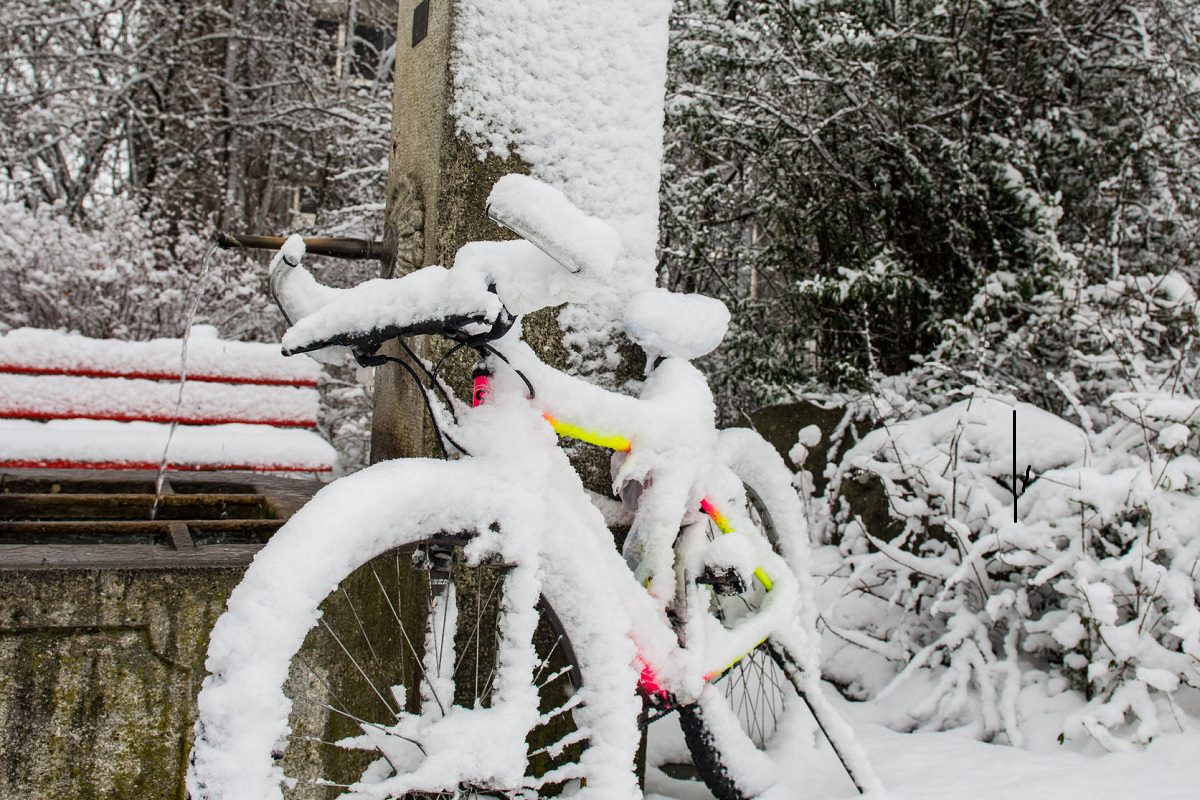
0;326;336;473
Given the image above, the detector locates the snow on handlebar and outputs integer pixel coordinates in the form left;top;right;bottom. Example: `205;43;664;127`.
268;176;623;361
486;174;620;280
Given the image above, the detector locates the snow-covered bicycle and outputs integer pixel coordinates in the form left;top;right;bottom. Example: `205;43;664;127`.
187;176;878;800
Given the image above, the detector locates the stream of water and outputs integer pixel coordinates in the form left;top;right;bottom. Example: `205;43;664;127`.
150;243;219;521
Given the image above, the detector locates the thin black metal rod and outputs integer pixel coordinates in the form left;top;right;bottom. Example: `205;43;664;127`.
1013;409;1018;523
216;231;391;261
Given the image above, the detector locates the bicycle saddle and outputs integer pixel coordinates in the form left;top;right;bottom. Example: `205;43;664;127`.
623;288;730;360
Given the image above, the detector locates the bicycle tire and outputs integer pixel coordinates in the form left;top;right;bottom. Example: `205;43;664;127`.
187;460;604;800
677;428;817;800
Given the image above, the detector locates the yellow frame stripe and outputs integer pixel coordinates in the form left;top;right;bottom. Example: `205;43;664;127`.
544;415;632;452
544;414;782;685
705;635;771;681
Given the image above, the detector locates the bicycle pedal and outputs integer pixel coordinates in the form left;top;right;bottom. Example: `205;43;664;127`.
696;566;745;596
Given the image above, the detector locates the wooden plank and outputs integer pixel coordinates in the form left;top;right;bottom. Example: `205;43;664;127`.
0;328;321;387
0;493;275;522
0;543;267;569
0;374;318;428
0;519;281;543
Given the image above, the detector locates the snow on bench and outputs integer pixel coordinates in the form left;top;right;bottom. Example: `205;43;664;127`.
0;327;336;473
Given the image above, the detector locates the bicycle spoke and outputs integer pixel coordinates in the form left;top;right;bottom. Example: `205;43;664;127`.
320;617;399;718
452;569;504;682
370;562;447;717
750;652;779;744
294;650;356;722
292;777;358;789
436;548;457;677
536;663;572;691
536;694;583;726
747;656;767;744
532;636;563;686
289;690;412;745
475;573;483;700
339;584;387;678
527;727;589;760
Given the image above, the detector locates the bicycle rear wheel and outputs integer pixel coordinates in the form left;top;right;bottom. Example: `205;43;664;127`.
678;486;802;799
676;428;818;800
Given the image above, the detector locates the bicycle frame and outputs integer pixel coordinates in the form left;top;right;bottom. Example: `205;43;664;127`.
194;196;879;799
467;351;787;705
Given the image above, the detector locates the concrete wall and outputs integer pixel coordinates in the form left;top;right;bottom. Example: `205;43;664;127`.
0;470;318;799
0;568;237;800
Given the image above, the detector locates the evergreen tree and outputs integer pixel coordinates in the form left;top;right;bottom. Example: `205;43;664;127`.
662;0;1200;413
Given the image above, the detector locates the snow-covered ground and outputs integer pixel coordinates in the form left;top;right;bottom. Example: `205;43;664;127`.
642;542;1200;800
648;700;1200;799
646;650;1200;800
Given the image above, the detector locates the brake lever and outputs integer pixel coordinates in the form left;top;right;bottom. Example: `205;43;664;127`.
351;341;387;367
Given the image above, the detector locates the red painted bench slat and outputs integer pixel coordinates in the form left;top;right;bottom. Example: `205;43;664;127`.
0;374;318;428
0;329;336;473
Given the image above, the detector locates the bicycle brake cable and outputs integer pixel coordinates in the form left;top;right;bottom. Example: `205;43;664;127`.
478;343;536;399
431;341;465;382
398;339;460;425
352;348;468;458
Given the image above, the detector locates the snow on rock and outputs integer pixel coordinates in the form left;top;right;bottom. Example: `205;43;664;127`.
846;396;1089;485
450;0;673;374
0;419;335;472
0;327;320;386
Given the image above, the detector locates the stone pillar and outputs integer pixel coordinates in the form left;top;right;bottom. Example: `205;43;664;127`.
371;5;673;788
371;0;567;462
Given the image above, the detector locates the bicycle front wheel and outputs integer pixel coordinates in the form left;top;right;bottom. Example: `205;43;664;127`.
188;459;598;800
278;538;585;799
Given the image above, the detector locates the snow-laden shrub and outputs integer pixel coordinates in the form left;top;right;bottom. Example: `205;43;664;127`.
0;199;272;341
819;271;1200;750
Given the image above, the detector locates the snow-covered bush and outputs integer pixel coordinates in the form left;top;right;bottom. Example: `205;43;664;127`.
819;272;1200;750
0;200;272;341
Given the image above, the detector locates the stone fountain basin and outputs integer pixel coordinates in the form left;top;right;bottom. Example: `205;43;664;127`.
0;468;320;800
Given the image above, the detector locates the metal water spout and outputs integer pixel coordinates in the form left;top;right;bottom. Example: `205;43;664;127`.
216;231;391;261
